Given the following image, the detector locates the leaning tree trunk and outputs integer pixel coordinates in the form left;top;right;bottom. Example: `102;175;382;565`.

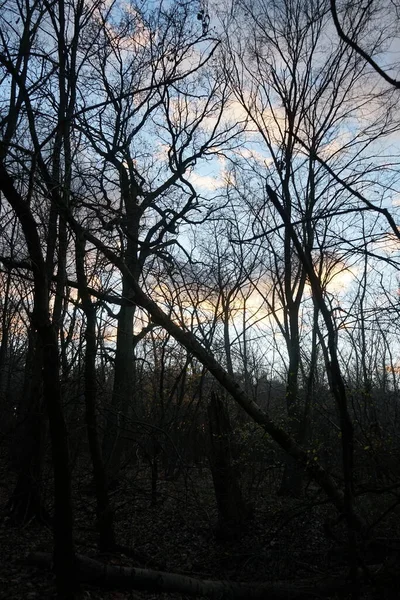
207;391;250;539
27;550;369;600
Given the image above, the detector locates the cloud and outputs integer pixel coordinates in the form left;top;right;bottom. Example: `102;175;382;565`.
372;232;400;254
187;155;237;191
187;170;225;191
326;265;358;293
233;146;274;165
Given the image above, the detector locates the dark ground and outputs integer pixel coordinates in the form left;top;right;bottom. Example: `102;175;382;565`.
0;458;398;599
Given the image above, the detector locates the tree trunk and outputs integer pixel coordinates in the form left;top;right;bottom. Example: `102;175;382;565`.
0;164;77;598
207;391;250;539
102;300;135;487
40;321;76;598
76;236;115;551
279;312;303;497
102;169;140;487
0;267;12;404
26;551;368;599
7;331;49;524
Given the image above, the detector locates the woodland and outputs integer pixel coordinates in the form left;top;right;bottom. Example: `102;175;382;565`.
1;0;400;598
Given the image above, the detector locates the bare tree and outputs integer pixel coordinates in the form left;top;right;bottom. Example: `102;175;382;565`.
217;0;391;500
3;0;400;597
331;0;400;88
66;0;244;485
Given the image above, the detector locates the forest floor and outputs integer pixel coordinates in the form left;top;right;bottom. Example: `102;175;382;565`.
0;457;397;599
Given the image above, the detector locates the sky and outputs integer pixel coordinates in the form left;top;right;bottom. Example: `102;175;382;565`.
2;0;400;379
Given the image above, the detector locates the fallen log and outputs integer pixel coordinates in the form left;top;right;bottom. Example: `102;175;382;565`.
25;551;359;599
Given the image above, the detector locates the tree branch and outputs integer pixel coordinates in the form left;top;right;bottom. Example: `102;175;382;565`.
330;0;400;89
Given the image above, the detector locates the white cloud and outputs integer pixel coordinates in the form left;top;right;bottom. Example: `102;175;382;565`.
233;146;274;165
187;171;225;191
373;232;400;255
326;266;358;293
